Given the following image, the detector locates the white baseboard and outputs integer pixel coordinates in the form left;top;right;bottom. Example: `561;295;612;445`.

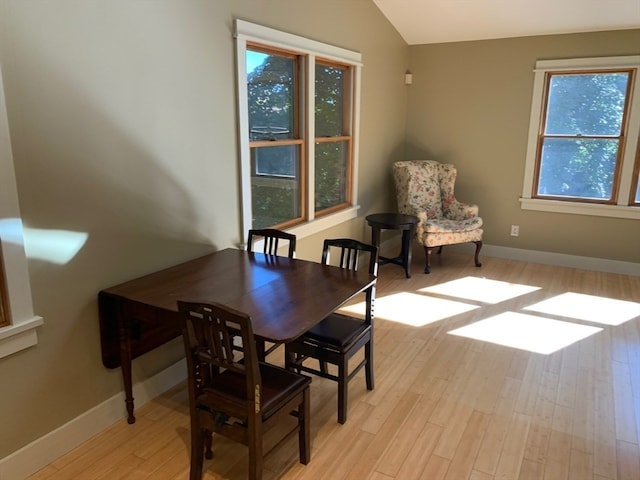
377;236;640;276
445;243;640;276
0;360;187;480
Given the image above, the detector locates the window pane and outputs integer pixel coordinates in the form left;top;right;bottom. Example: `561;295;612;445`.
251;145;301;228
635;175;640;203
254;144;296;177
247;50;295;141
538;138;619;199
315;64;345;137
315;141;348;211
546;73;629;136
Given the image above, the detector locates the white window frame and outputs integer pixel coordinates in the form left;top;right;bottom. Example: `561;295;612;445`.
234;19;362;242
521;56;640;219
0;67;43;359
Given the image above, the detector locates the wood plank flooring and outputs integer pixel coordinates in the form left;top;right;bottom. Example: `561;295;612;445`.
26;251;640;479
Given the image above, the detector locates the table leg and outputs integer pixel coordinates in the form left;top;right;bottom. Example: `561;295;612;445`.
401;229;412;278
370;225;381;251
118;312;136;424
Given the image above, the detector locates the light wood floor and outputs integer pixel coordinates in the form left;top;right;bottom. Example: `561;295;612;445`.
27;251;640;480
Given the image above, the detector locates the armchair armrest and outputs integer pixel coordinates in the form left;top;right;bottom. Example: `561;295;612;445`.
444;197;479;220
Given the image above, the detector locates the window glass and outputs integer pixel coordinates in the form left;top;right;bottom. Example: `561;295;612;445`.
251;145;301;228
315;140;348;212
538;138;619;199
315;63;345;137
545;73;628;136
247;47;303;228
247;50;295;141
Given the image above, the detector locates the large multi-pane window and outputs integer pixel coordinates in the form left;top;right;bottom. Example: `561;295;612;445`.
521;56;640;218
236;20;361;237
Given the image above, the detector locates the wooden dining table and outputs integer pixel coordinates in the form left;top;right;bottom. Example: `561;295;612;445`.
98;247;377;424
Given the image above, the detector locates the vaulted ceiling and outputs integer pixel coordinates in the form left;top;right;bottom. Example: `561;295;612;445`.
373;0;640;45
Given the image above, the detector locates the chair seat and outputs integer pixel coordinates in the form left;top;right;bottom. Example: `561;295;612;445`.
304;313;369;348
424;216;483;233
199;363;311;419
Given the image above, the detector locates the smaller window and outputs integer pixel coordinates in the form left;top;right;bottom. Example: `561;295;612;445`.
521;56;640;219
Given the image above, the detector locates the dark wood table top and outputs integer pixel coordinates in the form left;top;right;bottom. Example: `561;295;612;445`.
365;213;419;229
100;248;377;343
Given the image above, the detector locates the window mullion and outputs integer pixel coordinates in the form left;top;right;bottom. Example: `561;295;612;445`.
350;64;362;207
306;54;315;222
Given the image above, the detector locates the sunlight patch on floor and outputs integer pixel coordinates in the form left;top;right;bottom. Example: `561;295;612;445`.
419;276;541;304
447;311;602;354
340;291;479;327
523;292;640;326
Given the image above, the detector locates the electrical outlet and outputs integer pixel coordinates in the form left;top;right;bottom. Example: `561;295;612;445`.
510;225;519;237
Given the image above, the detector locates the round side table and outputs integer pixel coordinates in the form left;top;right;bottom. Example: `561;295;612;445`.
365;213;419;278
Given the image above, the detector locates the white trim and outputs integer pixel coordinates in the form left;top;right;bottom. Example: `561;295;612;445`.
534;55;640;71
235;35;253;239
287;205;359;239
482;244;640;277
0;66;42;358
0;315;44;359
0;359;187;480
521;55;640;217
237;206;359;252
520;198;640;219
234;19;363;66
444;243;640;277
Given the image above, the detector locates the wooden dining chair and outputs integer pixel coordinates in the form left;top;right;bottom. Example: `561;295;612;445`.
178;300;312;480
246;228;297;359
285;238;377;424
247;228;297;258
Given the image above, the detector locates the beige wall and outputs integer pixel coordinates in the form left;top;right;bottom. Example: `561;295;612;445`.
0;0;408;458
405;29;640;262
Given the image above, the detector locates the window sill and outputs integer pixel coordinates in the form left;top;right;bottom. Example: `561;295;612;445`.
0;316;44;359
287;206;360;239
520;198;640;220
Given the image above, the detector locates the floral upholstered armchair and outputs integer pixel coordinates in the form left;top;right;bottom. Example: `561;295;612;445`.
393;160;483;273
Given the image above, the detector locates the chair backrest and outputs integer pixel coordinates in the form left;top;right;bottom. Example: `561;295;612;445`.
247;228;296;258
321;238;378;276
178;301;261;413
394;160;455;219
